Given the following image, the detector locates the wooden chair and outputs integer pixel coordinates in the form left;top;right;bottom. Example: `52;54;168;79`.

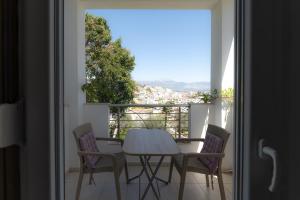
73;123;129;200
168;124;230;200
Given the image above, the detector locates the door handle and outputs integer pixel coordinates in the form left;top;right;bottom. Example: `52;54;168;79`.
258;139;279;192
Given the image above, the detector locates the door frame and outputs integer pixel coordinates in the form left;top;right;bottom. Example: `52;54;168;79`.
234;0;251;199
53;0;65;199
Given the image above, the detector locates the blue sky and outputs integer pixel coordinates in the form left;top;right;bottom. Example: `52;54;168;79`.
86;9;211;83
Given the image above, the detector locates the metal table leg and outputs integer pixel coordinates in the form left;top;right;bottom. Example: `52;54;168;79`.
127;156;152;183
139;156;160;200
127;166;145;183
145;158;169;185
145;160;161;197
127;155;167;200
140;156;165;200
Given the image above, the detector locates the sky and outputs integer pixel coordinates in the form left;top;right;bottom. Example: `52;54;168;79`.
86;9;211;83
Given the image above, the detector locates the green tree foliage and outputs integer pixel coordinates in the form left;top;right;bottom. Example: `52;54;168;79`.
195;89;218;103
162;100;175;114
82;14;136;104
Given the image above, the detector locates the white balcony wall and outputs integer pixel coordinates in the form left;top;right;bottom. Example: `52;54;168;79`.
82;104;123;155
178;103;215;154
182;103;233;171
82;104;110;137
214;99;234;171
66;103;111;170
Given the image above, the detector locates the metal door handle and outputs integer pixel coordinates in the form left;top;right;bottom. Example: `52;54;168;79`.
258;139;279;192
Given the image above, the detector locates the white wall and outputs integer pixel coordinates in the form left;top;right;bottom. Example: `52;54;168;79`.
221;0;234;171
82;104;110;137
211;2;222;91
179;103;215;153
80;0;218;10
182;102;234;171
214;99;234;170
211;0;235;170
221;0;235;91
64;0;87;171
66;103;111;170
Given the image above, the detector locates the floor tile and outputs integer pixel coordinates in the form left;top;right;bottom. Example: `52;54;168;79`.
65;166;233;200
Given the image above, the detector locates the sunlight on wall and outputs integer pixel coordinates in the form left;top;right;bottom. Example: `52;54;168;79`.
222;38;234;89
197;108;210;152
221;38;234;128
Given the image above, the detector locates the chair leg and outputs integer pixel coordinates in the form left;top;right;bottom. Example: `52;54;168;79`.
168;157;174;183
218;173;226;200
75;172;84;200
205;174;210;188
114;170;122;200
124;161;129;184
178;170;187;200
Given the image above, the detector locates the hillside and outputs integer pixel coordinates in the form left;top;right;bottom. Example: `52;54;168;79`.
137;80;210;92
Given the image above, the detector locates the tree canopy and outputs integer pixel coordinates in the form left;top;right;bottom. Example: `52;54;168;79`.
82;14;136;104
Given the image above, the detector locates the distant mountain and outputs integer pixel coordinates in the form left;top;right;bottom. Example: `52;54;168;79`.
137;80;210;92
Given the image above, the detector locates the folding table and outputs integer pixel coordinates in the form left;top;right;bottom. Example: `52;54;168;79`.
123;129;180;200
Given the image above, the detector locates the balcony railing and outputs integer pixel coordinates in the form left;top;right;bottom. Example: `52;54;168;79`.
109;104;190;139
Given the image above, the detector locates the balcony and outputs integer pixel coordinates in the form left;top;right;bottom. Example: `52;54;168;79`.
65;101;233;166
64;100;234;199
64;0;235;198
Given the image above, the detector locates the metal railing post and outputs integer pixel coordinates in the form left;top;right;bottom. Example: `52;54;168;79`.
188;104;191;138
164;107;167;130
178;106;181;138
117;107;121;138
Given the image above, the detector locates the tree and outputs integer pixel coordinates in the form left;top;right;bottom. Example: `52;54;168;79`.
82;14;136;104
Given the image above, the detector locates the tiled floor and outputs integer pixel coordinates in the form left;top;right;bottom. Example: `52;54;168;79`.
65;166;233;200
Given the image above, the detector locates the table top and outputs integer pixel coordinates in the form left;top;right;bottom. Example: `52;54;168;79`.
123;129;180;156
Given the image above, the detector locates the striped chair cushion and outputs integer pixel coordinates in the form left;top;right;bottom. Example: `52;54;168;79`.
199;132;224;173
79;131;99;169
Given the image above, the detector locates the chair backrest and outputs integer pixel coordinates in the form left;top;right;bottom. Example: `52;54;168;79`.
206;124;230;153
199;124;230;173
73;123;100;169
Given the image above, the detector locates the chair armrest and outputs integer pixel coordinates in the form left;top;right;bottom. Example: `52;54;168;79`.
77;151;117;159
96;137;124;146
184;152;225;159
175;138;205;143
180;152;225;169
77;151;119;167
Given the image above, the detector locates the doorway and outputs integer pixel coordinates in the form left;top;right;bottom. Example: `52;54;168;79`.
63;0;235;199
